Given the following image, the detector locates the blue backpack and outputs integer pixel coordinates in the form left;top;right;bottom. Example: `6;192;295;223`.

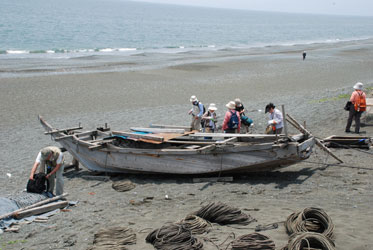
228;111;239;129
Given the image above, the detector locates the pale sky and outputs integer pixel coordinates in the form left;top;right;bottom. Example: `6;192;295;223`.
131;0;373;16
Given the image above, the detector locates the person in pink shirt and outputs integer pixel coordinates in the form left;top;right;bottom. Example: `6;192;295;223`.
222;101;241;133
345;82;366;133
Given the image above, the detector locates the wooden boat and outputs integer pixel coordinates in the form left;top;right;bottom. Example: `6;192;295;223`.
39;116;315;174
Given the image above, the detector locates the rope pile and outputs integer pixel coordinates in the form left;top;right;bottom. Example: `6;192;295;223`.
285;207;334;240
192;202;256;225
91;226;136;250
179;214;212;235
112;180;136;192
282;232;335;250
146;223;203;249
230;233;276;250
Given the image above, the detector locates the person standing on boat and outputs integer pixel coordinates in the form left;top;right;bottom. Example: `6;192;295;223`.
188;95;205;131
202;103;218;133
29;146;65;196
345;82;366;134
222;101;241;133
265;103;283;134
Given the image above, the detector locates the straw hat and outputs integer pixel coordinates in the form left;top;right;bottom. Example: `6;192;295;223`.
234;98;242;107
190;95;198;102
353;82;363;90
226;101;236;109
208;103;218;111
40;148;51;161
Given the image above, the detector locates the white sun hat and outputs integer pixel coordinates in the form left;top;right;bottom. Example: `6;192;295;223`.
353;82;363;90
226;101;236;110
190;95;198;102
208;103;218;111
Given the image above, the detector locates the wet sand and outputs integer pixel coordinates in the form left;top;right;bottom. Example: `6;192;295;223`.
1;39;373;249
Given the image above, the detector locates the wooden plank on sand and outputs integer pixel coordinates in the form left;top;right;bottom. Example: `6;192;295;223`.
193;177;233;183
14;201;69;219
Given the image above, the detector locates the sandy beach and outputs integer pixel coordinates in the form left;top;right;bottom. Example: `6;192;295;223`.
1;39;373;249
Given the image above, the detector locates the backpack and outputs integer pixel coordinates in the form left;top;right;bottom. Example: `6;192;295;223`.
228;111;239;129
27;173;49;194
354;92;366;112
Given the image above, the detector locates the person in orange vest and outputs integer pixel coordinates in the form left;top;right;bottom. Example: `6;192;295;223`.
345;82;366;134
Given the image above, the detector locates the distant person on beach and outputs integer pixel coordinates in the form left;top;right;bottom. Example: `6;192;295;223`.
235;98;253;133
303;51;307;60
345;82;366;134
188;95;205;131
265;103;283;134
202;103;218;133
222;101;241;133
29;146;65;196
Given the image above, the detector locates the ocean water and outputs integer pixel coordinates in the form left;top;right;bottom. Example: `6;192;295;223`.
1;0;373;76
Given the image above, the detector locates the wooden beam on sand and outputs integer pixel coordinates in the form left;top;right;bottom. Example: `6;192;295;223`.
286;114;343;163
193;177;233;183
0;193;68;220
14;201;69;219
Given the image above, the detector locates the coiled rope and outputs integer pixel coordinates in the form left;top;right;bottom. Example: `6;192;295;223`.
285;207;334;240
112;180;136;192
145;222;203;250
229;232;276;250
192;202;256;225
91;226;136;250
282;232;335;250
179;214;212;235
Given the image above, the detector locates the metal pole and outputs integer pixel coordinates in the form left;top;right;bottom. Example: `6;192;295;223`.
281;105;288;138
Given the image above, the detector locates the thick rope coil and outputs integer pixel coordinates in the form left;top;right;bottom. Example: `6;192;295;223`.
282;232;335;250
230;232;276;250
146;222;203;250
192;201;256;225
179;214;212;235
285;207;334;240
90;226;136;250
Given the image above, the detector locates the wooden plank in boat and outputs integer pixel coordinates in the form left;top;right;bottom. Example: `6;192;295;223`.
112;131;164;142
149;124;192;130
130;127;186;134
191;133;281;138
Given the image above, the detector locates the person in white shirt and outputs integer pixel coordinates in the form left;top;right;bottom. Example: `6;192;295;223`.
29;146;65;195
265;103;283;134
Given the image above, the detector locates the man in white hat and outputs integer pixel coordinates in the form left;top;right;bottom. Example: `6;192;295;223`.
188;95;205;131
345;82;366;133
29;146;65;196
202;103;218;133
222;101;241;133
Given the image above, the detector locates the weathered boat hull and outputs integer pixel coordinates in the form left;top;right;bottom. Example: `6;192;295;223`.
39;116;315;174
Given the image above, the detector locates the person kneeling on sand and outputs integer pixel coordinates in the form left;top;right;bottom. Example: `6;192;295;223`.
265;103;283;134
202;103;218;133
29;146;65;196
188;95;205;131
345;82;366;134
222;101;241;133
